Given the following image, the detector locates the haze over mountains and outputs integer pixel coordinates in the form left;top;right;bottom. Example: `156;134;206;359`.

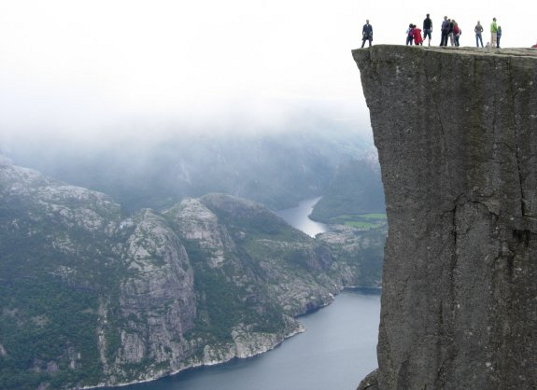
0;111;386;389
2;104;377;213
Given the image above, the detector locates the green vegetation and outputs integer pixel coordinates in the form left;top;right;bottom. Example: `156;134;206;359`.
330;213;387;230
0;194;123;389
321;226;386;287
0;279;102;389
0;159;386;389
183;238;286;348
310;159;385;224
200;195;305;242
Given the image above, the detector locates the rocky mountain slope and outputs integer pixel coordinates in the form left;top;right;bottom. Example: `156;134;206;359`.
0;160;382;389
353;46;537;390
310;156;385;223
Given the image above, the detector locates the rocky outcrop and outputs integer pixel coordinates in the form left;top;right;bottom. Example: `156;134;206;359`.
0;162;383;389
352;46;537;389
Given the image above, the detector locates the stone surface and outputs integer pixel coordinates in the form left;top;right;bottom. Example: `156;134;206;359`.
352;45;537;389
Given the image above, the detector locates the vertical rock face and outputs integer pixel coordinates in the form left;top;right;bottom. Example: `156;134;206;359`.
353;46;537;389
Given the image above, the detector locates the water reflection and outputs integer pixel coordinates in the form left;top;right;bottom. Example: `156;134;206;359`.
275;197;329;237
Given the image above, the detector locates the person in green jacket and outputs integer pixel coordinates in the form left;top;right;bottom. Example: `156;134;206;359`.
490;17;498;48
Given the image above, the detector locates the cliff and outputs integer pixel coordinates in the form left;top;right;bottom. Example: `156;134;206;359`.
0;161;383;389
352;45;537;389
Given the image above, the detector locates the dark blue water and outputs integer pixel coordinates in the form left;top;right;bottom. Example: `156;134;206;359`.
104;290;380;390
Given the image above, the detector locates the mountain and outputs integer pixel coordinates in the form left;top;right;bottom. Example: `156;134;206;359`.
353;46;537;390
310;156;385;223
3;121;373;213
0;161;382;389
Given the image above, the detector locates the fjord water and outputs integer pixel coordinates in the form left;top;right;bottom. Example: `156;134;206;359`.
105;291;380;390
274;196;329;237
104;198;380;390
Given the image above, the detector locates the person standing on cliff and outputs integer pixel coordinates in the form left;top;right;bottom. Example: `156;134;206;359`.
440;16;449;46
496;26;502;48
423;14;432;46
406;24;415;45
362;19;373;48
413;25;424;45
361;19;373;48
490;17;498;48
448;19;455;46
453;20;461;47
475;21;484;47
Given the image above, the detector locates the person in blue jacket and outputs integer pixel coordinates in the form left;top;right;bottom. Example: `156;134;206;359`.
361;19;373;48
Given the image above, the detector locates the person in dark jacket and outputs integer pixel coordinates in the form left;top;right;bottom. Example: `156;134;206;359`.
423;13;433;46
440;16;450;46
448;19;455;46
361;19;373;48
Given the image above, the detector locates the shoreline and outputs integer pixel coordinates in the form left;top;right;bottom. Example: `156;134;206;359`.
82;319;307;390
85;288;381;389
83;288;381;389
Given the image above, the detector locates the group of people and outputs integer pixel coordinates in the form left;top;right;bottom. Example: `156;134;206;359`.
406;24;423;45
404;14;432;46
488;17;502;48
439;16;463;46
361;15;508;49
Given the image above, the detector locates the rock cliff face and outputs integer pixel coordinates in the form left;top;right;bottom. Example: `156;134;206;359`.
352;46;537;389
0;160;383;389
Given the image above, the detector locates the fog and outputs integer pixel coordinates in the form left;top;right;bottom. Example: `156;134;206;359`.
1;0;532;149
0;0;370;146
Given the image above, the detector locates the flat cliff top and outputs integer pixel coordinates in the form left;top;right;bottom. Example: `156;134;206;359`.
353;44;537;60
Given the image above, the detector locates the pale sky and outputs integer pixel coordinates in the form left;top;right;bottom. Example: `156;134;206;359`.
0;0;533;143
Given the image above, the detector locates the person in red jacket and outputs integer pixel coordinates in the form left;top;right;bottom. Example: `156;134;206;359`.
413;25;424;45
453;20;461;47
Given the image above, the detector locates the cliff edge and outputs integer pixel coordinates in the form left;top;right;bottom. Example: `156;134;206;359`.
352;45;537;389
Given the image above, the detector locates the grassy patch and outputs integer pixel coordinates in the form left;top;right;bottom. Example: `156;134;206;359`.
328;213;387;229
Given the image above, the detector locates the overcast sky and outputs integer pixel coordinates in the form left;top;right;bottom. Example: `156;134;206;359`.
0;0;533;144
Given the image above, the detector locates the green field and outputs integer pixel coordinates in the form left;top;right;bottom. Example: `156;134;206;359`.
330;213;387;229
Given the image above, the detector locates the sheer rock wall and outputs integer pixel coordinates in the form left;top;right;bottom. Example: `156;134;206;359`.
352;45;537;389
